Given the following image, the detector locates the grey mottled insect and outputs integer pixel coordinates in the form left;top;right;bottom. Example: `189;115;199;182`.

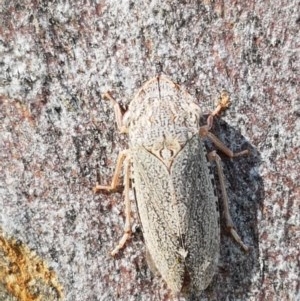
94;75;249;296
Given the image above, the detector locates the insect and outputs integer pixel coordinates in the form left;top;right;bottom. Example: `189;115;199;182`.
94;75;249;296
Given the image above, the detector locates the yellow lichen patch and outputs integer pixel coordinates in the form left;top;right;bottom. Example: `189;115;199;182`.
0;229;64;301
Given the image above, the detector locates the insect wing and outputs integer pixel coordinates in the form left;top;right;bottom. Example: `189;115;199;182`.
171;134;220;292
132;146;186;293
132;135;219;293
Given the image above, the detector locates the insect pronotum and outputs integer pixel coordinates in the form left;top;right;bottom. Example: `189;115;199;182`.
94;75;249;295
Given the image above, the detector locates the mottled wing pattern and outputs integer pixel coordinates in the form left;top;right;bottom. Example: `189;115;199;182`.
171;135;220;292
132;146;185;294
132;134;219;293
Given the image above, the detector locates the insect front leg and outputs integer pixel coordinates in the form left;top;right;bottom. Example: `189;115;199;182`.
206;91;231;130
94;150;133;256
208;150;249;252
102;92;128;134
199;91;249;157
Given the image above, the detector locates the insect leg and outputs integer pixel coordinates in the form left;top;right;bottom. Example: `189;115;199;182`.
208;151;249;252
93;149;130;192
94;149;132;256
199;128;249;157
206;91;231;130
200;91;249;157
102;92;128;133
110;154;132;256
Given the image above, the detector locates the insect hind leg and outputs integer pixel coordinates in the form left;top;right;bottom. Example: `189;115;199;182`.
208;151;249;252
94;149;133;256
110;154;132;256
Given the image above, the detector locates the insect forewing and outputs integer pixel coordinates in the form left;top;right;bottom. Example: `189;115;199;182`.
132;134;219;293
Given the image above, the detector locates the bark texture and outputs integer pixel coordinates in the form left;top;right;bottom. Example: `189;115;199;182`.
0;1;299;300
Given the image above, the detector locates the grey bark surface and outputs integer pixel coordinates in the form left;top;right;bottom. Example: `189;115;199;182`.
0;1;299;301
